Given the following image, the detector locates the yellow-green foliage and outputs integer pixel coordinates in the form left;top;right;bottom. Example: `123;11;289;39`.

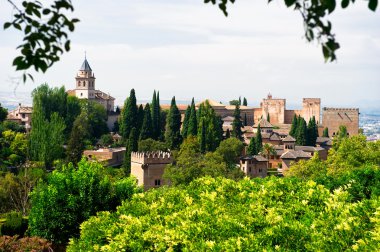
68;177;380;251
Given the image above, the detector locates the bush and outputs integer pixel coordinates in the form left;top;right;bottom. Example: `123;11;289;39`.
0;235;52;252
68;177;380;251
28;159;141;245
0;212;27;237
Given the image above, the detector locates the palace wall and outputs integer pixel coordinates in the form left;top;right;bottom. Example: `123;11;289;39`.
322;108;359;136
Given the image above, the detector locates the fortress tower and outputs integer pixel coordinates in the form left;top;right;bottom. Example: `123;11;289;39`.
302;98;321;124
322;108;359;136
131;151;173;190
261;93;286;124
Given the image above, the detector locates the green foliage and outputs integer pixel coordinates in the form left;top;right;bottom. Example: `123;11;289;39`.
151;90;162;140
225;128;231;138
196;101;223;152
267;113;270;123
306;116;318;146
285;152;327;180
66;113;89;165
242;97;248;106
165;97;182;150
255;124;263;153
65;96;81;136
124;128;138;175
0;103;7;123
296;117;307;146
138;138;167;152
0;212;27;236
139;103;153;141
4;0;79;81
0;166;45;215
0;130;28;167
229;99;240;106
0;121;25;134
243;113;248;126
28;159;140;244
187;98;198;137
164;137;244;185
0;235;52;252
247;136;257;155
68;176;380;251
81;100;108;140
119;89;138;140
99;134;113;147
232;104;244;140
181;105;191;138
323;127;329;137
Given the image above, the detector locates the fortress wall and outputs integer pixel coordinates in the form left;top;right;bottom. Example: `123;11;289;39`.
261;99;286;124
302;98;321;124
322;108;359;136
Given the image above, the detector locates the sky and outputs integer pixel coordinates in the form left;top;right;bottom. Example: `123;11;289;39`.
0;0;379;109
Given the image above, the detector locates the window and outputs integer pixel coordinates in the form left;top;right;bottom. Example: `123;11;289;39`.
154;179;161;186
22;113;25;118
259;168;262;173
249;167;252;173
80;93;83;97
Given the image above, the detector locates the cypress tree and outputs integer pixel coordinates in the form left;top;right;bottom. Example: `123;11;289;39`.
181;105;191;138
137;104;144;137
66;113;89;165
200;118;206;153
187;98;198;136
124;127;138;175
323;127;329;137
247;137;257;155
244;113;248;126
256;124;263;153
243;97;248;106
267;113;270;123
139;103;153;141
296;117;307;146
151;90;157;138
231;104;243;141
239;96;241;105
289;114;298;137
156;91;162;139
119;89;137;140
225;128;231;138
165;97;182;149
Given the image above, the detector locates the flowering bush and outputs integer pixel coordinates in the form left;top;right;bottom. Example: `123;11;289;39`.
68;176;380;251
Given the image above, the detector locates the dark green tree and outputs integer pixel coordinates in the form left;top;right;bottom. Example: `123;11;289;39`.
267;113;270;123
243;97;248;106
307;116;318;146
289;114;298;137
197;101;223;152
156;91;162;139
138;138;167;152
231;104;243;141
247;137;257;155
199;118;207;154
323;127;329;137
225;128;231;139
256;124;263;153
81;100;108;140
119;89;137;140
244;113;248;126
296;117;307;146
124;127;138;175
187;98;198;137
65;96;81;137
0;103;8;123
139;104;153;141
137;104;144;137
165;97;182;150
181;105;191;138
66;113;89;165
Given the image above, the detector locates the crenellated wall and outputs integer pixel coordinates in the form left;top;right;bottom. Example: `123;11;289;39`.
322;108;359;136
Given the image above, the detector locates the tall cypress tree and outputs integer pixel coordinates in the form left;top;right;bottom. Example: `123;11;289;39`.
232;104;243;141
139;103;153;141
124;127;138;175
243;97;248;106
239;96;241;105
323;127;329;137
137;104;144;137
156;91;162;139
289;114;298;137
200;118;206;154
225;128;231;138
181;105;191;138
247;136;257;155
244;113;248;126
187;98;198;137
151;90;158;139
256;124;263;153
296;118;307;146
119;89;137;140
267;113;270;123
165;97;182;149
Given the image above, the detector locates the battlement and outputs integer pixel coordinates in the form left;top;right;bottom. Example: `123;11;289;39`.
303;98;321;103
323;107;359;112
131;151;173;164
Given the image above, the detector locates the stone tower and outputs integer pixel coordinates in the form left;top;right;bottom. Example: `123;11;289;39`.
302;98;321;124
75;57;96;99
261;93;286;124
322;108;359;137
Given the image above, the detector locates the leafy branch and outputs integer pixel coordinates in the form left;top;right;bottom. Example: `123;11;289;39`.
4;0;79;82
204;0;378;62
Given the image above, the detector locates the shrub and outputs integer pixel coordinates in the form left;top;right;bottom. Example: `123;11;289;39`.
0;235;52;252
0;212;27;237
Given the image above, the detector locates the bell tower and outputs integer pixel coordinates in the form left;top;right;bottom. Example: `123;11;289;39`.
75;55;96;99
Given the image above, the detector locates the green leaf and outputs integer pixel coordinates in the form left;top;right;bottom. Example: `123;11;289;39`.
13;23;22;30
368;0;378;11
3;22;11;29
341;0;349;8
284;0;297;7
64;40;70;51
42;8;51;15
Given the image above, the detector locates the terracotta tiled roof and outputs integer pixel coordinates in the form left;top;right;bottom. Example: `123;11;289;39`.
282;135;296;142
225;105;253;110
160;104;189;111
280;150;311;159
95;90;115;100
254;118;273;128
295;146;325;152
196;99;225;107
241;155;268;162
269;133;281;141
66;89;75;96
18;106;33;113
316;137;332;146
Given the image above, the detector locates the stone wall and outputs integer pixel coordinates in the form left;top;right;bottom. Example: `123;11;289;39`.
302;98;321;124
261;98;286;124
322;108;359;136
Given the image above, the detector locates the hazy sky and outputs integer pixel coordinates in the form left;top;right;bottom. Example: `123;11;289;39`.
0;0;379;108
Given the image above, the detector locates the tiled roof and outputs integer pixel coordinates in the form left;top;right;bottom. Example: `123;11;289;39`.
94;90;115;100
225;105;253;110
196;99;225;107
222;116;234;121
18;106;33;113
255;118;273;128
240;155;268;162
80;58;92;71
282;135;296;142
160;104;189;111
295;146;325;152
316;137;333;146
269;133;281;141
280;150;311;159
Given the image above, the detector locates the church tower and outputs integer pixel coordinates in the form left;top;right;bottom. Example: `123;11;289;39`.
75;56;96;99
